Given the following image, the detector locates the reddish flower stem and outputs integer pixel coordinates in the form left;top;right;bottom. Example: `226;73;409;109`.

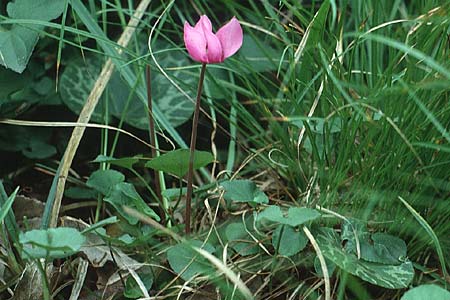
185;63;207;235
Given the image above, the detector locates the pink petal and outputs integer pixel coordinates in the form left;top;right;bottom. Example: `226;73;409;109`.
184;22;207;63
202;27;223;63
195;15;212;32
216;17;243;59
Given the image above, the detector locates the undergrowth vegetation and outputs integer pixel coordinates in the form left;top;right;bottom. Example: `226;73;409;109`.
0;0;449;299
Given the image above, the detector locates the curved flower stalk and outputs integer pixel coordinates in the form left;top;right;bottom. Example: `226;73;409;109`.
183;15;243;234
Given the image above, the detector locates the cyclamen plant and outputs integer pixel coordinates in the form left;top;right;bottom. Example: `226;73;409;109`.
183;15;243;234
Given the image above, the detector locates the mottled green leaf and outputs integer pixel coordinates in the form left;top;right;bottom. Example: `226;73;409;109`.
360;233;407;265
59;49;195;129
145;149;214;177
220;180;268;204
314;256;336;277
316;228;414;289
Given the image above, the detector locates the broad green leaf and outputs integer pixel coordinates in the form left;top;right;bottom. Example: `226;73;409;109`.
167;240;215;281
401;284;450;300
145;149;214;177
257;205;321;227
20;227;85;259
359;233;407;265
0;127;56;159
59;57;107;123
316;228;414;289
104;182;160;224
238;35;280;72
161;187;187;200
0;0;65;73
59;50;195;129
22;138;57;159
65;187;97;200
314;256;336;277
272;225;308;257
93;155;140;170
86;169;125;196
7;0;65;20
124;268;153;299
225;222;259;256
220;180;269;204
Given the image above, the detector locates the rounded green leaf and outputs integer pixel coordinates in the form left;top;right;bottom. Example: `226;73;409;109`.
167;240;215;281
272;225;308;257
86;169;125;196
220;180;269;204
20;227;85;259
401;284;450;300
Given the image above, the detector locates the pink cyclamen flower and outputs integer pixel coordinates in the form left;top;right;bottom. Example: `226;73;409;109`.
184;15;243;64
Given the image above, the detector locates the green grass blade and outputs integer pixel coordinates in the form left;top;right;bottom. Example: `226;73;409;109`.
398;196;448;284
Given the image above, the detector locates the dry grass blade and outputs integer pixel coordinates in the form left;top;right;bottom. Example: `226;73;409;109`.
48;0;152;228
303;226;330;300
69;259;89;300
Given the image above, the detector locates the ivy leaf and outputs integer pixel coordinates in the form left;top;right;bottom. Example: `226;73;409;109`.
272;225;308;257
316;228;414;289
257;205;320;227
225;222;260;256
93;155;141;170
1;0;65;73
86;169;125;196
167;240;215;281
104;182;160;224
145;149;214;177
20;227;85;259
220;180;269;204
401;284;450;300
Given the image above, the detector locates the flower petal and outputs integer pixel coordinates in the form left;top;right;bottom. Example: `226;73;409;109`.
205;31;224;64
203;27;223;63
195;15;212;32
216;17;243;59
184;22;207;63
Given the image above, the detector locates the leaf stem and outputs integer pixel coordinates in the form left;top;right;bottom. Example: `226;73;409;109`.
185;63;207;235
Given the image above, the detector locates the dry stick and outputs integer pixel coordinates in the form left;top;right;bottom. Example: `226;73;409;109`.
146;65;164;222
49;0;152;228
185;63;207;235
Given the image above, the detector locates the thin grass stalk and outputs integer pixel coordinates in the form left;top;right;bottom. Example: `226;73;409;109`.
146;65;164;221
